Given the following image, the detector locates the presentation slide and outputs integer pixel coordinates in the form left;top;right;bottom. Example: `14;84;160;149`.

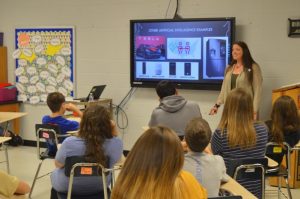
131;18;234;89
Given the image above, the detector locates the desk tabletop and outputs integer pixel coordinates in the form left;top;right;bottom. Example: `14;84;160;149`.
221;176;257;199
267;156;278;168
0;100;22;105
0;112;27;123
66;116;81;123
0;136;12;143
69;98;112;106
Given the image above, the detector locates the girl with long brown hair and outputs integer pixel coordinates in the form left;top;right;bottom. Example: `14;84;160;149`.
50;105;123;198
265;95;300;147
211;88;268;198
111;126;207;199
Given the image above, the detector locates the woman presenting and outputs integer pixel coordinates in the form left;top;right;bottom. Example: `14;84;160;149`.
209;41;263;120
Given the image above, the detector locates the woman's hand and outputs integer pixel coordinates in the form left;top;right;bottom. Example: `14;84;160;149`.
209;106;218;115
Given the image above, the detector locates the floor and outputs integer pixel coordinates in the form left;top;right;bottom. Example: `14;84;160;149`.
1;145;300;199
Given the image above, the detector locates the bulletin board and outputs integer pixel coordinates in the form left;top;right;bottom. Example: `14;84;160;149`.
13;27;75;104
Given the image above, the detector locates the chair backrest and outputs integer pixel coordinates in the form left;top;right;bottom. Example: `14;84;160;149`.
35;124;62;158
227;157;267;199
265;142;291;176
65;156;111;199
64;156;102;177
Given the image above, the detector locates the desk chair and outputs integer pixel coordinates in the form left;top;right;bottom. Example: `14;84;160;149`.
227;158;268;199
265;142;292;199
29;124;69;199
57;156;121;199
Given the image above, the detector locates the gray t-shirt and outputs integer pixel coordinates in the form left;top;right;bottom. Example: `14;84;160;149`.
51;136;123;194
183;151;229;197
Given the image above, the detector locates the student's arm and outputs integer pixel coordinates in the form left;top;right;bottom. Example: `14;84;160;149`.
54;160;64;168
111;120;119;136
54;138;69;168
65;103;83;118
15;180;31;195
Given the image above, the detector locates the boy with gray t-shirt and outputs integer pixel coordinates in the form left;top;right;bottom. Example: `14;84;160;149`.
183;117;229;198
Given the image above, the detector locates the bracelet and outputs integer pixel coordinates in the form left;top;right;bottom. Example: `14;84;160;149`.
214;103;220;108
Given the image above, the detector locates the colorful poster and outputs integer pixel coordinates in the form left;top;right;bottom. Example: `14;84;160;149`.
13;27;75;104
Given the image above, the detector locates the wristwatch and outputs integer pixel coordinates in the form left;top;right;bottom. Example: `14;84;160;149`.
214;103;220;108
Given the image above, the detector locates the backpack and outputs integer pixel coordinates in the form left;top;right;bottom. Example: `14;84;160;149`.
0;126;24;146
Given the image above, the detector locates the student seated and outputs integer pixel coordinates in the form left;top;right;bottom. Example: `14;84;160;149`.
111;126;207;199
50;105;123;199
43;92;83;156
265;95;300;147
183;117;229;197
148;80;202;140
0;170;30;198
211;88;268;198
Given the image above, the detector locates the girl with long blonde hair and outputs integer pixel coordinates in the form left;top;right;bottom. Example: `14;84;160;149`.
111;126;207;199
211;88;268;198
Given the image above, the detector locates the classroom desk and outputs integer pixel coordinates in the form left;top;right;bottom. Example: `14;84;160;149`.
221;176;258;199
70;98;113;116
267;156;278;168
0;101;23;134
0;136;12;173
0;112;27;134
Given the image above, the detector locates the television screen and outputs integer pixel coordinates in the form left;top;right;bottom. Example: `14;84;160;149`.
130;17;235;90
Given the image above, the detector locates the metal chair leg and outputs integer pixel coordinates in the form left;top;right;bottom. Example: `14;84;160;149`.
285;177;292;199
278;176;282;199
4;144;10;174
102;174;108;199
29;160;44;199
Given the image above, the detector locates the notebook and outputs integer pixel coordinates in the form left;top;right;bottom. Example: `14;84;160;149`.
74;85;106;102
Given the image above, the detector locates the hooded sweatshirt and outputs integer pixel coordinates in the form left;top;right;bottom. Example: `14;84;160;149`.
148;95;202;136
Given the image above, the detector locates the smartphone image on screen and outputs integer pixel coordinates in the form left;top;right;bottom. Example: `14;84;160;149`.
184;63;191;76
155;63;162;75
142;62;146;74
169;62;176;75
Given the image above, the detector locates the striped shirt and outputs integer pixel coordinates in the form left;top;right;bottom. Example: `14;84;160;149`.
211;122;268;198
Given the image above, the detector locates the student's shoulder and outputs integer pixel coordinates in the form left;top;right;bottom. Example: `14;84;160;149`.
254;121;268;131
63;136;82;144
180;170;196;181
106;137;123;147
204;153;225;163
213;128;224;136
42;115;50;122
186;101;200;111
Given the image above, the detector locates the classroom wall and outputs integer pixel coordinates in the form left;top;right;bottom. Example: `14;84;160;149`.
0;0;300;150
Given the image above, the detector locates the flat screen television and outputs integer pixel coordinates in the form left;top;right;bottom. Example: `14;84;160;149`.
130;17;235;90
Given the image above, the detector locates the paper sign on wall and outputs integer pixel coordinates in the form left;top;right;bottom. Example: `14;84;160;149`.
13;27;75;104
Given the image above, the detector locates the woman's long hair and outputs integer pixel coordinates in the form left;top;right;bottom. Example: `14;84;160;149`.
230;41;257;83
78;105;112;167
271;95;300;143
218;88;256;148
111;126;184;199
